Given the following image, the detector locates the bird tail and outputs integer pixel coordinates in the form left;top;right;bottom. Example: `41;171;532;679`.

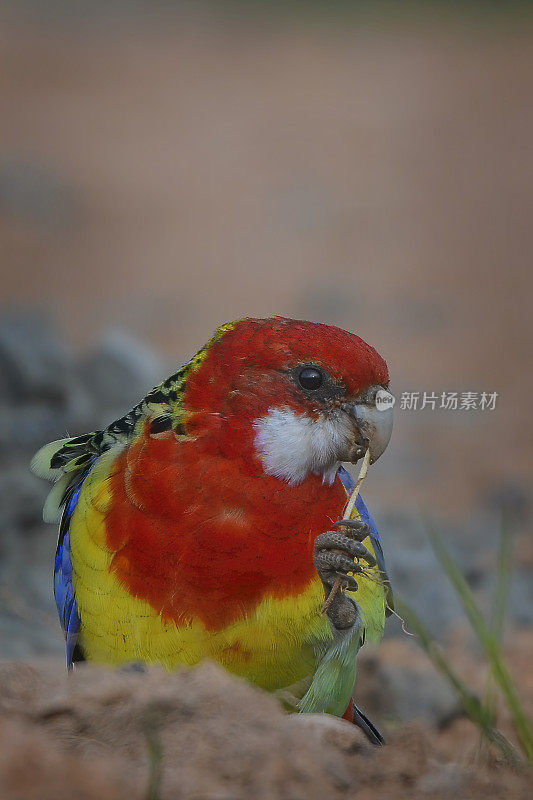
343;699;385;746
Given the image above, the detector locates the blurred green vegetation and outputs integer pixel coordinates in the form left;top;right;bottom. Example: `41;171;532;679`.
397;517;533;767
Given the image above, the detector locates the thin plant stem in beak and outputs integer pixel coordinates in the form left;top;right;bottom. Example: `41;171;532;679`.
321;448;371;614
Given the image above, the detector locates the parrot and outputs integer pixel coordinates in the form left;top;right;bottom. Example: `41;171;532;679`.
31;317;394;743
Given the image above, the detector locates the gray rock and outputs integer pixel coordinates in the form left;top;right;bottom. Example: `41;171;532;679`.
0;390;95;451
0;461;47;533
0;315;167;451
357;647;461;726
0;311;98;449
0;608;63;660
0;511;63;661
507;569;533;628
370;503;519;638
374;507;465;638
484;480;530;526
78;329;164;415
284;713;372;755
0;311;74;402
417;764;466;796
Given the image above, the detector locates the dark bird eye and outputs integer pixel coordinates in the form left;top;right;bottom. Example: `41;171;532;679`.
298;366;323;390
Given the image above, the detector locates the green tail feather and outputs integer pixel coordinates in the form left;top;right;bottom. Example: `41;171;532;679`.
299;618;363;716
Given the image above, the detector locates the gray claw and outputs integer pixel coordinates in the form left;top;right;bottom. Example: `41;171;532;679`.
314;531;376;568
313;549;360;591
333;519;372;541
314;525;378;631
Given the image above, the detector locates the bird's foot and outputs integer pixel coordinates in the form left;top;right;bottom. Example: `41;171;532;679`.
313;520;375;630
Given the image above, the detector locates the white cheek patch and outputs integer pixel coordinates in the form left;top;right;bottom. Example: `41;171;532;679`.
253;407;354;486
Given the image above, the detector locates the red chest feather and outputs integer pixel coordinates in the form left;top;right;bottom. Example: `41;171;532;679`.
105;429;346;630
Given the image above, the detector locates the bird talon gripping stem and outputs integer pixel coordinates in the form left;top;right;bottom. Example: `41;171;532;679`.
321;448;371;615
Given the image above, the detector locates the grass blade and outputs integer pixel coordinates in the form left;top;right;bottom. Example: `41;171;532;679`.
485;513;513;723
142;706;163;800
394;595;522;766
425;520;533;764
491;513;513;640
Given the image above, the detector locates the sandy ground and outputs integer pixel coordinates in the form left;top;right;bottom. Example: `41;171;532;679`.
0;651;532;800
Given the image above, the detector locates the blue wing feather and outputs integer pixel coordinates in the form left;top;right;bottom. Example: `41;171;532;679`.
54;476;90;669
337;466;393;613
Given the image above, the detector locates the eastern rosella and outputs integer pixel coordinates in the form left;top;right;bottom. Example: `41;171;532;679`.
32;317;393;743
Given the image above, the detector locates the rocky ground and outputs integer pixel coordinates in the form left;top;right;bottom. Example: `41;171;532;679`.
0;659;532;800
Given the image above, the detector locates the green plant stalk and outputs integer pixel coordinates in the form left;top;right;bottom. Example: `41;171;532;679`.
485;514;513;723
491;514;513;639
426;523;533;764
142;707;163;800
394;596;521;766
